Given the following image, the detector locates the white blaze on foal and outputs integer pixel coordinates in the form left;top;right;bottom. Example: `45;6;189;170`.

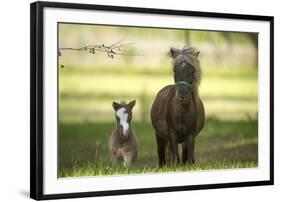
116;108;129;135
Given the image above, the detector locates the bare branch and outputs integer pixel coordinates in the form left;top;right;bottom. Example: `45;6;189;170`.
58;40;144;68
59;41;140;57
108;38;125;48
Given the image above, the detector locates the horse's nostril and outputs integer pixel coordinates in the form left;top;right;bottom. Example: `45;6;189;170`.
180;92;187;98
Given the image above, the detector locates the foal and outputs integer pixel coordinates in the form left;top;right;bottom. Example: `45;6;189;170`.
109;100;138;166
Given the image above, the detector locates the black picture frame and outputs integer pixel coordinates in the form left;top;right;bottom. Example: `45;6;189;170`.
30;1;274;200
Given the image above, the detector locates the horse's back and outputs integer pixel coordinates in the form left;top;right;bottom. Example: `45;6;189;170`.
151;85;174;136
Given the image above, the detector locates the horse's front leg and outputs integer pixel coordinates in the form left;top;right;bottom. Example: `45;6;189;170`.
169;131;180;166
182;135;195;165
156;134;167;167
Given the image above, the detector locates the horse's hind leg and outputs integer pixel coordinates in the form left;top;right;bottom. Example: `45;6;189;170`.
156;134;166;167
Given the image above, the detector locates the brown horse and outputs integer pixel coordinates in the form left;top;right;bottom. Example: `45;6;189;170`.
151;46;205;166
109;100;138;166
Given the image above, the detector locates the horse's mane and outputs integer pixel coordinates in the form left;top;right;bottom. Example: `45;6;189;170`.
120;101;127;105
172;46;202;87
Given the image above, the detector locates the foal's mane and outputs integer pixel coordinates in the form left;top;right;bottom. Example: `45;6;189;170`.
172;46;202;88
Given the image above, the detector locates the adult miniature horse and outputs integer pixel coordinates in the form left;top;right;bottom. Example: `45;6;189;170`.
151;46;205;166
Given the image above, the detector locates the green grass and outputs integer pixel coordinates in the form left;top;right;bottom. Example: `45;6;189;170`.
59;66;258;122
59;74;257;99
60;64;257;78
59;118;258;177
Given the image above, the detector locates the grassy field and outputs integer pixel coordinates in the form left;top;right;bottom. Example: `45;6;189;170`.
59;118;258;177
58;65;258;178
59;65;258;121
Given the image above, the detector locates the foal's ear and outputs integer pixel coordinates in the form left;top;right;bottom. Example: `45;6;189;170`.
170;47;181;59
128;100;136;109
112;101;121;111
195;50;200;57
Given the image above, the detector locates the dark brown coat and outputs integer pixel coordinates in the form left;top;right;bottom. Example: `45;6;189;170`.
151;46;205;166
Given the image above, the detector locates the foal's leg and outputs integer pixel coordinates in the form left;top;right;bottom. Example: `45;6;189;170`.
183;135;195;164
156;134;166;167
123;152;133;167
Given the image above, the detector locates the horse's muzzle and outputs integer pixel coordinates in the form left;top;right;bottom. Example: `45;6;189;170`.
180;92;188;99
177;90;189;102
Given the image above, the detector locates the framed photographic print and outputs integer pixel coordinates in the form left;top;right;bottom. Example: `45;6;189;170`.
30;1;274;200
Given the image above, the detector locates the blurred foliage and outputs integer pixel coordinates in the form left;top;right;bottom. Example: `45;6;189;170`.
59;23;258;69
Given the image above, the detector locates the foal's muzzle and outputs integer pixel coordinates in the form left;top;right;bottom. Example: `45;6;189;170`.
119;126;129;138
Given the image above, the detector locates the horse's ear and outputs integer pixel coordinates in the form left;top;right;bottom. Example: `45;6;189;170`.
195;51;200;57
170;47;181;59
128;100;136;109
112;102;121;111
